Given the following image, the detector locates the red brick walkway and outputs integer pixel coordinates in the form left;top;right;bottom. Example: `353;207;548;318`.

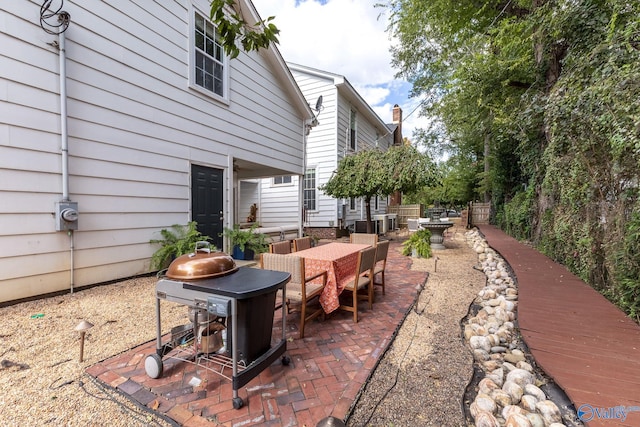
86;241;427;426
477;225;640;427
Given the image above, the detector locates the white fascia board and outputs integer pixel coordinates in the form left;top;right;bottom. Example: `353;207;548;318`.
288;62;390;135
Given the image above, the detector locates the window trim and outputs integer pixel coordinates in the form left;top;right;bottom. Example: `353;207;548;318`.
272;175;293;186
189;5;229;103
349;109;357;151
303;168;317;212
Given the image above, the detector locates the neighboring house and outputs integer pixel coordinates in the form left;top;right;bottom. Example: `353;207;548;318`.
252;63;403;238
0;0;314;304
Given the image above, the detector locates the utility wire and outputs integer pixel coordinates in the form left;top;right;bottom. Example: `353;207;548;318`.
79;374;178;426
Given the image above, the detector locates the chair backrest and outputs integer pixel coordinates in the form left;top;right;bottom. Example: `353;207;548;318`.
350;233;378;246
407;218;419;232
260;253;303;283
374;240;390;263
293;237;312;252
269;240;291;254
357;247;377;275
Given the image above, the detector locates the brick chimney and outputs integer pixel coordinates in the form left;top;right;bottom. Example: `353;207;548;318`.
392;104;403;146
389;104;404;206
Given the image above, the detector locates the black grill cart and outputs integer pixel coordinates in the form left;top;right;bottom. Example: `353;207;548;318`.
145;267;290;409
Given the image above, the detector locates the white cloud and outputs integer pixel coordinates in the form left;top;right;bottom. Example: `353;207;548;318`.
252;0;430;139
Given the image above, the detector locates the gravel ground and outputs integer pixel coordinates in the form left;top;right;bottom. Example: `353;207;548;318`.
0;276;184;426
347;225;485;426
0;223;484;426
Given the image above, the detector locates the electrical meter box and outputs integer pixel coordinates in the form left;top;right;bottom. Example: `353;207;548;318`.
55;201;79;231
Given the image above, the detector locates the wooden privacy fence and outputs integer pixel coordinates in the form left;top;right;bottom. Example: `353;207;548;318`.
387;204;423;229
470;202;491;225
389;203;491;229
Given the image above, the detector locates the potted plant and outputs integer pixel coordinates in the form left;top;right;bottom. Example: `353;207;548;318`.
305;233;320;247
221;223;268;260
402;228;432;258
150;221;213;270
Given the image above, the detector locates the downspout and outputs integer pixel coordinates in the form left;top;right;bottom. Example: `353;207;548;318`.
302;116;318;238
299;121;308;239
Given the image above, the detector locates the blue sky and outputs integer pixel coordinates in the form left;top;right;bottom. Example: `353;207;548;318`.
253;0;428;140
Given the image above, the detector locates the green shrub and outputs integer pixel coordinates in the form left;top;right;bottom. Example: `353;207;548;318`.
402;228;432;258
150;221;213;270
221;223;268;254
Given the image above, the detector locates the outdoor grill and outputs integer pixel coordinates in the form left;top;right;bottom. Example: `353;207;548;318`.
145;247;290;410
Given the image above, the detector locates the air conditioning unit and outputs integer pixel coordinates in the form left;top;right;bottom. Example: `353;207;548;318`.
355;220;381;234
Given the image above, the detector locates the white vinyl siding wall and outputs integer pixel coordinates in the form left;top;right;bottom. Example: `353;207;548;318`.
297;73;340;228
258;176;301;227
0;1;307;302
258;64;395;230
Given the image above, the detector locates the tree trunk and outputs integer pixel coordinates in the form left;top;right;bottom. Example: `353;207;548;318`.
365;197;373;234
530;0;567;243
484;131;491;203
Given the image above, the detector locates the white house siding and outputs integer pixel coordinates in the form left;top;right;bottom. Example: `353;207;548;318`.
257;64;395;231
0;0;311;303
238;180;260;223
257;176;301;228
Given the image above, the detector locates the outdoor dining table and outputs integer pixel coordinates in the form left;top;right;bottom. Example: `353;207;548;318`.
292;242;370;313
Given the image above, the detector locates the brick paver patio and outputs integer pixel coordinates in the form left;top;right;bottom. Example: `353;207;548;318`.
86;240;427;426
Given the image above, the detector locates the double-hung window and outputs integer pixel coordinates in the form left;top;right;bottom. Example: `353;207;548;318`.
349;110;357;150
303;168;317;211
192;9;227;99
349;197;356;211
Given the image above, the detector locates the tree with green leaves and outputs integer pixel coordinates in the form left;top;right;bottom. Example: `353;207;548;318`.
321;144;438;233
209;0;280;59
385;0;640;319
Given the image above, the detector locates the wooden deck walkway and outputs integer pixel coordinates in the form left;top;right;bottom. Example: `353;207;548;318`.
477;225;640;427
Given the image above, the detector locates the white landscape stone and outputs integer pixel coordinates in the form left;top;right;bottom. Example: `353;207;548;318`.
506;368;535;388
475;393;498;414
502;404;526;419
535;400;563;425
463;229;571;427
523;384;546;402
525;412;545;427
504;413;532;427
520;394;538;412
475;411;501;427
502;380;524;404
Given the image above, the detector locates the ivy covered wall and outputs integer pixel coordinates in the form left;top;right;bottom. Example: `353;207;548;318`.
387;0;640;320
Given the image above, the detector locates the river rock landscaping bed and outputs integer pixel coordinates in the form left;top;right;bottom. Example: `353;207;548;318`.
463;229;582;427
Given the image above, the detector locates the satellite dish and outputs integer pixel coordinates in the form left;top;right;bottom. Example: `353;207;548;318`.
315;95;324;112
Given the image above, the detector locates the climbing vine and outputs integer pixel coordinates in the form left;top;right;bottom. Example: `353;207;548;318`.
387;0;640;320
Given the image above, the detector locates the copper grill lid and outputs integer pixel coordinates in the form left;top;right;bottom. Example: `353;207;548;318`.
166;242;238;280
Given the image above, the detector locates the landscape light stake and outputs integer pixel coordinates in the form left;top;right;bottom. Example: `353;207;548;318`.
75;320;94;362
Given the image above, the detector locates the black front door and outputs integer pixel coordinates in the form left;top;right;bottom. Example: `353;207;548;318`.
191;164;224;250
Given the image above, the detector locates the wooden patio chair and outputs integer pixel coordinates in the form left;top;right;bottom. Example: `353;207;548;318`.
370;240;389;297
269;240;292;254
349;233;378;246
407;218;420;233
293;236;312;252
338;246;377;323
260;253;327;339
